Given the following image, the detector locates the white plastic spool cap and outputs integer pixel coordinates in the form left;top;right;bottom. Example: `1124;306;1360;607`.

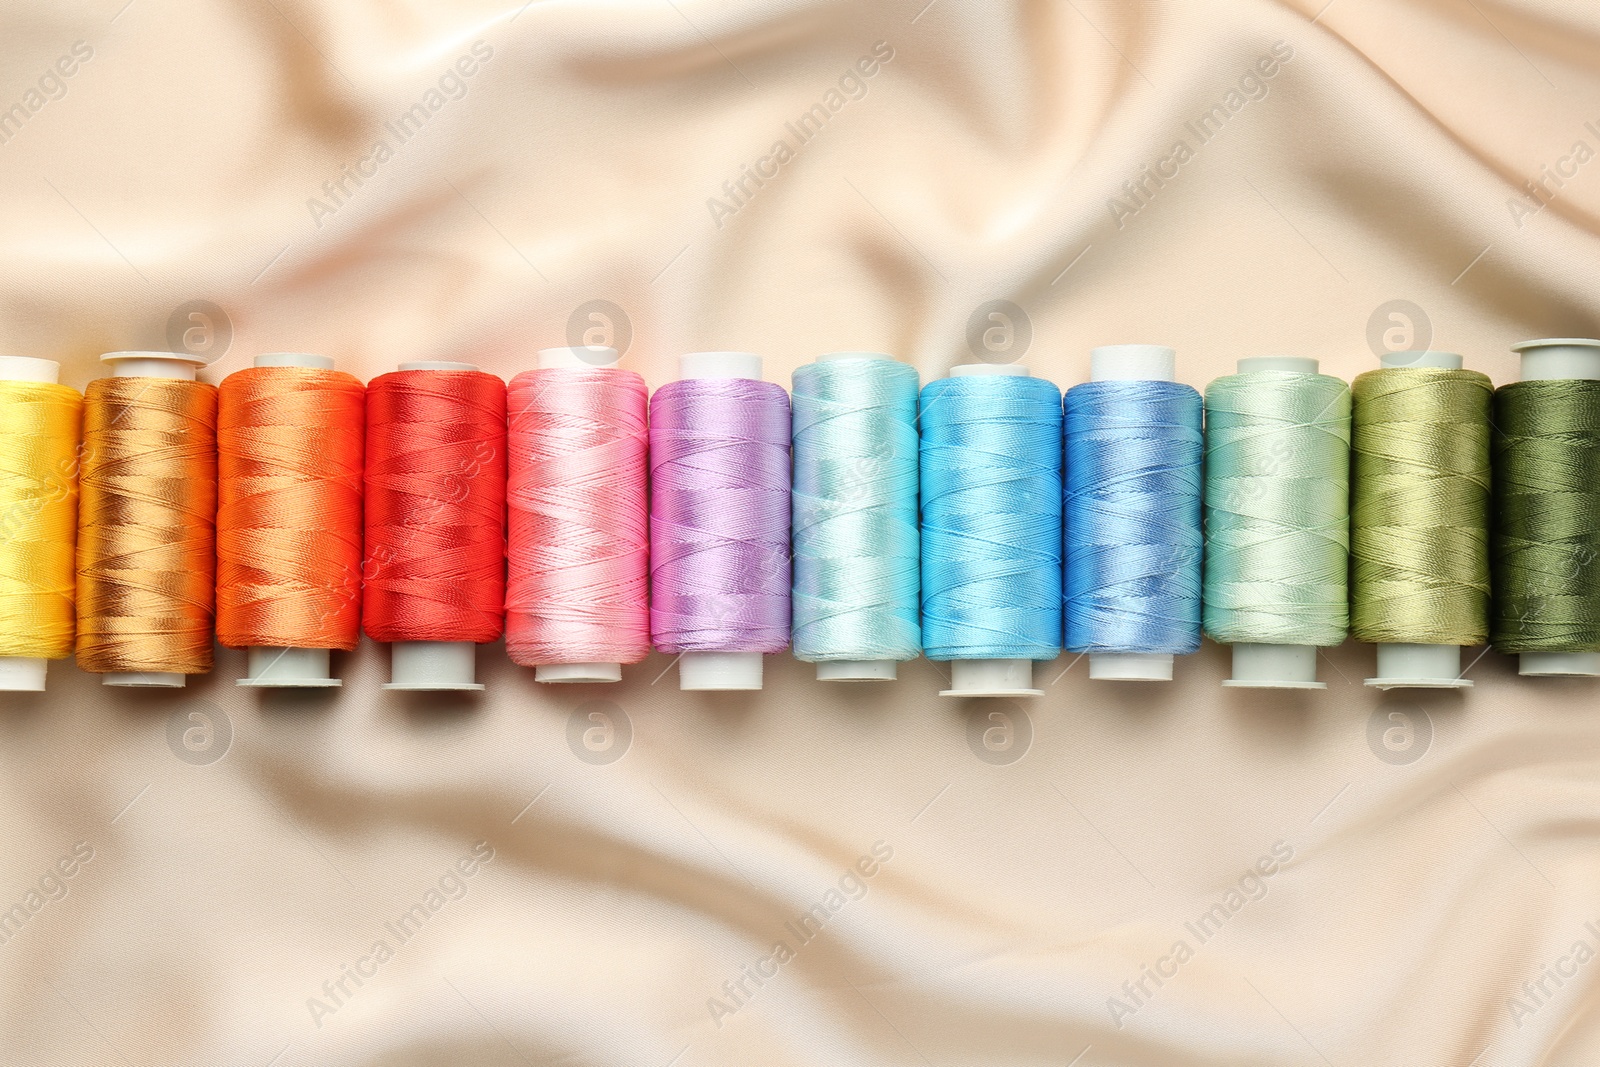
940;658;1041;697
940;364;1041;695
100;353;207;687
1091;344;1175;383
1086;346;1179;681
380;361;486;691
0;357;61;691
814;353;903;681
1508;339;1600;677
1365;351;1473;688
675;352;767;691
527;348;626;684
234;353;344;687
1217;356;1325;688
679;351;762;381
538;346;619;370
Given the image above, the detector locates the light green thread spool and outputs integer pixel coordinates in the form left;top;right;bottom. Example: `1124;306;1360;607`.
1204;357;1350;689
1351;352;1492;689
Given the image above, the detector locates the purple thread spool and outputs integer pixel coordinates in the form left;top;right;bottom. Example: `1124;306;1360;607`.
649;352;792;690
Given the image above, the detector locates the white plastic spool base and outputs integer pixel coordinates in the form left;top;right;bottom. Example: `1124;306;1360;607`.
0;657;48;692
1089;653;1174;682
0;358;61;691
539;346;619;370
1092;344;1176;383
1519;652;1600;677
940;659;1041;698
239;647;340;688
385;641;483;691
680;651;763;691
818;660;897;682
1507;340;1600;677
536;662;623;684
1365;643;1470;690
99;353;206;688
1224;644;1324;689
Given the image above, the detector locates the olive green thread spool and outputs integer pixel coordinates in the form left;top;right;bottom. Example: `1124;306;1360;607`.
1351;351;1492;689
1492;338;1600;677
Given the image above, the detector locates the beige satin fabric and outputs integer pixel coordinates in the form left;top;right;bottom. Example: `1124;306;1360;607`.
2;1;1599;1064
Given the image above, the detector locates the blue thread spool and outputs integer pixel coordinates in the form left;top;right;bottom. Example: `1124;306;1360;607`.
1064;345;1203;681
920;364;1063;697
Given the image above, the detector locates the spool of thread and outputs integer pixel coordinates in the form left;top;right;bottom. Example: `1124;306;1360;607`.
506;346;649;684
76;352;217;687
920;364;1062;697
650;352;791;692
791;352;921;682
364;361;506;691
1064;345;1202;682
217;353;365;687
1351;351;1492;689
1203;357;1351;689
1492;338;1600;677
0;357;81;692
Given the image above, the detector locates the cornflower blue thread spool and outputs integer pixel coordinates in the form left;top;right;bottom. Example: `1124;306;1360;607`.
791;352;921;682
1064;345;1203;682
920;363;1063;697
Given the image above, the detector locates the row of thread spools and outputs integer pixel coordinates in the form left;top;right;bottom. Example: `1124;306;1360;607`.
0;336;1591;695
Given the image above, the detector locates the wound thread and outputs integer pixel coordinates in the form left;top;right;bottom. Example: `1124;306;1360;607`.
0;379;81;658
791;356;921;664
1203;369;1351;646
76;377;218;674
1491;378;1600;652
363;369;506;644
649;378;791;654
919;373;1063;661
1064;380;1203;655
216;365;365;650
506;366;650;666
1350;366;1492;645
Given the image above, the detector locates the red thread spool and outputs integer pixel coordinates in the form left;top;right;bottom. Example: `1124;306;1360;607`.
364;361;506;691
